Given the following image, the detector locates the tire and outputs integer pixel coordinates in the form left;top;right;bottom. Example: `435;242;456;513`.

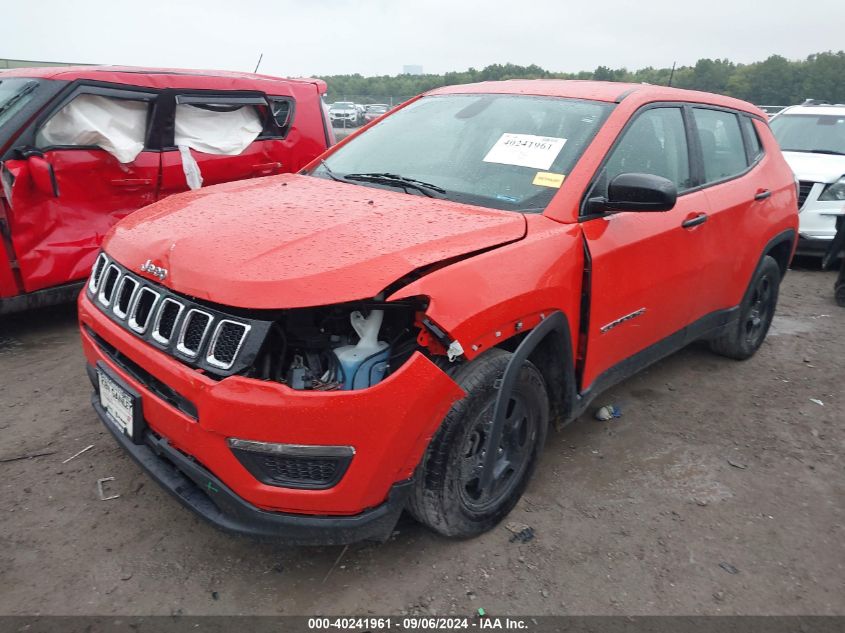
835;281;845;308
709;255;781;360
408;348;549;538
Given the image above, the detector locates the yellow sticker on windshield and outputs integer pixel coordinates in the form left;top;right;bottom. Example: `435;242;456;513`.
533;172;565;188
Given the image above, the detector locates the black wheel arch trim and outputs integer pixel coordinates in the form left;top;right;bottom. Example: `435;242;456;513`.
479;311;573;490
760;228;797;278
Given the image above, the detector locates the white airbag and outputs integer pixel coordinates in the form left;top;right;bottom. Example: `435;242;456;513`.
36;94;149;164
174;104;262;155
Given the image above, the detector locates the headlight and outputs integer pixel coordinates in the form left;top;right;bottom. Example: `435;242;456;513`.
819;176;845;201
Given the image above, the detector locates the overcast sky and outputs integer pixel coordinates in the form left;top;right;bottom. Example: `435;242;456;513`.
3;0;843;77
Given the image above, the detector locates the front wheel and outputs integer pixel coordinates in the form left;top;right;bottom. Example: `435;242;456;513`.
709;255;781;360
408;348;549;538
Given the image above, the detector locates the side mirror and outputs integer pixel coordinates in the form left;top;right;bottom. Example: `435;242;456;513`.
12;147;59;197
588;173;677;214
28;154;59;198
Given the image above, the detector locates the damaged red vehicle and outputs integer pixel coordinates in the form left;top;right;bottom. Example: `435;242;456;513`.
78;81;798;544
0;66;332;315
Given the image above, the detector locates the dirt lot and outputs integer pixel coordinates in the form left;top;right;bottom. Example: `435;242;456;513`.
0;265;842;616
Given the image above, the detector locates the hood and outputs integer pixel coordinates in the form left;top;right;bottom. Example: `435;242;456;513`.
104;174;526;309
783;151;845;183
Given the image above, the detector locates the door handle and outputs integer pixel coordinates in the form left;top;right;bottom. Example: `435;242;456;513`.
754;189;772;201
681;213;708;229
111;178;152;187
252;162;282;176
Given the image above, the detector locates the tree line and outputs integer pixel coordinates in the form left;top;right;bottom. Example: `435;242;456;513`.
320;51;845;106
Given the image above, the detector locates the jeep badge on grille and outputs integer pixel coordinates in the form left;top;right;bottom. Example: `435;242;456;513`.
140;259;168;281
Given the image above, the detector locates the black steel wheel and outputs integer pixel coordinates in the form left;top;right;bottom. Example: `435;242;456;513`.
458;392;538;513
408;348;548;538
709;255;781;360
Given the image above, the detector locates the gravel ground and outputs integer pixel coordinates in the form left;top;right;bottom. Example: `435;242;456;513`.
0;265;842;616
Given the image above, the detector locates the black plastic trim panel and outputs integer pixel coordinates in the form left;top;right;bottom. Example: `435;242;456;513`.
85;329;198;419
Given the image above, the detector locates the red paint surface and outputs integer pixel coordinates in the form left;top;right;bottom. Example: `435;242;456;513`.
0;67;330;298
0;65;327;94
79;80;799;517
79;291;465;514
5;150;159;293
104;174;527;308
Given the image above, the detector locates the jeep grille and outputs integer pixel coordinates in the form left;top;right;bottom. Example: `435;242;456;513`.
85;254;270;378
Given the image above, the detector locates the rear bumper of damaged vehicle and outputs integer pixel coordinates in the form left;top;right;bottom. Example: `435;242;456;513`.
78;291;464;541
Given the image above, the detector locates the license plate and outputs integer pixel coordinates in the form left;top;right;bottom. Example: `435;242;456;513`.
98;369;134;437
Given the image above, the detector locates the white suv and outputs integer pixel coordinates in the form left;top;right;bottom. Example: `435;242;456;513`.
770;103;845;256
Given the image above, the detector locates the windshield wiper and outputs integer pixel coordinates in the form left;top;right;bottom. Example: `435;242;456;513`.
317;159;345;182
0;82;37;117
342;172;447;198
784;148;845;156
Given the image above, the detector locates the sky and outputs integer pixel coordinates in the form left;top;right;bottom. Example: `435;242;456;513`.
3;0;844;78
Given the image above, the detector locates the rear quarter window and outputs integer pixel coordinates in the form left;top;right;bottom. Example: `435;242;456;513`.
740;116;764;162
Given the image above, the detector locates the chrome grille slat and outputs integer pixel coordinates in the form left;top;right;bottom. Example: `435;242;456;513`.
112;275;139;319
207;320;251;370
151;297;185;345
97;265;121;307
176;309;213;358
87;255;256;375
128;287;160;334
88;253;109;293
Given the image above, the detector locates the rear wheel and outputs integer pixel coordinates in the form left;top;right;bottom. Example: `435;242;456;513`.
408;348;548;538
709;255;781;360
835;279;845;307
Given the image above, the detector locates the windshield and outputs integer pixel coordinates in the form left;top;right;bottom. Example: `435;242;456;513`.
770;113;845;155
332;102;355;109
0;78;39;129
311;94;612;212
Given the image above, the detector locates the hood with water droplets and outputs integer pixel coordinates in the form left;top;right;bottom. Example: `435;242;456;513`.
103;174;527;309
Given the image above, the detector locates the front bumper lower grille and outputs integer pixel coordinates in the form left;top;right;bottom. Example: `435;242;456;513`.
228;441;354;489
86;253;271;378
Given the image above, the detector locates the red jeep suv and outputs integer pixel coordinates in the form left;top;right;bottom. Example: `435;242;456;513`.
0;66;332;315
78;81;798;544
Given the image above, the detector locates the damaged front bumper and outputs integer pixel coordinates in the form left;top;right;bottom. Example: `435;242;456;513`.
78;291;465;542
90;380;412;544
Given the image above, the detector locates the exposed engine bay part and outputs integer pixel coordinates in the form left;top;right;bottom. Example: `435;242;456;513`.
250;296;450;391
333;309;390;390
418;316;465;362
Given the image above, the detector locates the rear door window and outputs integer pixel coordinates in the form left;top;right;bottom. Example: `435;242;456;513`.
35;93;151;163
174;102;263;156
692;108;748;183
172;94;295;152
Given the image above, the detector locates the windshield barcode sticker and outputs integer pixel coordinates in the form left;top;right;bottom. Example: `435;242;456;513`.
483;133;567;170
